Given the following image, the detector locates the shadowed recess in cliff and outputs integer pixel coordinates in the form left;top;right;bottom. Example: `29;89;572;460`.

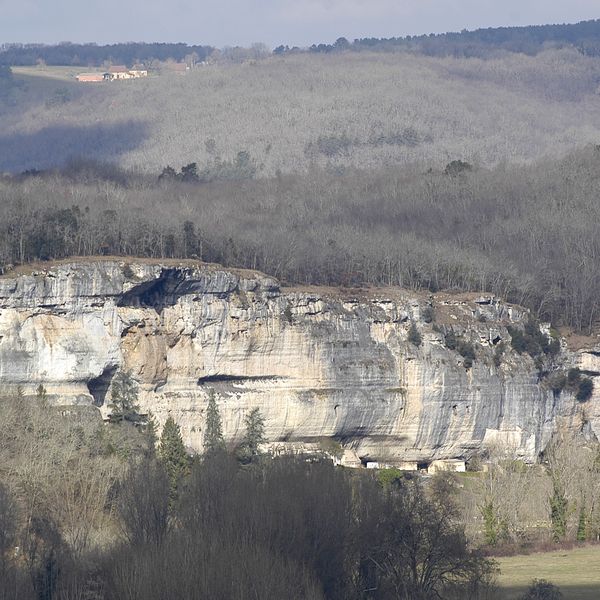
0;120;149;172
117;268;189;311
335;429;410;445
198;374;285;384
87;365;118;406
117;268;257;311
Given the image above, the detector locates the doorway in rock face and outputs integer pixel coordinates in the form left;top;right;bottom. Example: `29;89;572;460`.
87;366;118;406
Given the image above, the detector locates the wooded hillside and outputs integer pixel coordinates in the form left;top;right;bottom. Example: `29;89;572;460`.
2;146;600;330
2;49;600;175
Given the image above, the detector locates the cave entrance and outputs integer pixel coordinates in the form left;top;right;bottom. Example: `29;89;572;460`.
87;366;118;407
117;268;188;312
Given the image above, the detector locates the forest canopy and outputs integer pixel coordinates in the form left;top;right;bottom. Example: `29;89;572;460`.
318;18;600;58
3;48;600;176
0;42;213;67
2;30;600;331
2;145;600;331
3;18;600;65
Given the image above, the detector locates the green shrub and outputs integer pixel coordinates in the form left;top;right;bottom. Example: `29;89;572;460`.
421;305;435;323
465;455;482;472
457;340;476;362
444;330;457;351
442;329;475;366
481;500;499;546
508;319;560;360
122;263;135;279
312;133;353;157
577;508;587;541
576;378;594;402
317;438;344;460
444;159;472;176
377;467;405;488
45;87;71;108
508;326;528;354
567;368;581;387
565;368;594;401
181;162;199;182
198;151;257;182
521;579;563;600
493;342;505;367
546;337;561;356
547;372;567;394
534;355;545;372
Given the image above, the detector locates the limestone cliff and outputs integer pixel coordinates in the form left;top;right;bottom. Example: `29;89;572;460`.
0;259;597;465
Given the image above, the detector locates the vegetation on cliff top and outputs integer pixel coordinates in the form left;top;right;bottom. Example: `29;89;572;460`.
2;145;600;330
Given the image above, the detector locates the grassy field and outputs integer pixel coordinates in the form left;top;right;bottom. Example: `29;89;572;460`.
11;65;98;81
496;546;600;599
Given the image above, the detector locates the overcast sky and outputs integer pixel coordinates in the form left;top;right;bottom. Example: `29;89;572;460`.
0;0;598;48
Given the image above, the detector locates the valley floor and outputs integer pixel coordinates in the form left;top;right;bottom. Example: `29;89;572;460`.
497;546;600;599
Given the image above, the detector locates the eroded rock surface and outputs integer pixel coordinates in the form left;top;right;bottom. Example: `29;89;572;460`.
0;259;596;464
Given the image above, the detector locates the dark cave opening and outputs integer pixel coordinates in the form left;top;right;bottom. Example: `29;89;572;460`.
117;268;188;311
87;366;118;406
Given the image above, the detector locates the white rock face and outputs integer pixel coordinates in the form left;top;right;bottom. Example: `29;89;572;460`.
0;260;596;464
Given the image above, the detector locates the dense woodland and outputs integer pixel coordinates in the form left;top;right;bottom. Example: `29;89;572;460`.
2;47;600;330
310;19;600;58
0;392;498;600
3;48;600;177
2;146;600;330
0;387;598;600
0;42;213;68
2;19;600;66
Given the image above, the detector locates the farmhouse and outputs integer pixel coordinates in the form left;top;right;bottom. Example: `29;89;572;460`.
76;64;149;83
102;65;149;81
105;65;131;80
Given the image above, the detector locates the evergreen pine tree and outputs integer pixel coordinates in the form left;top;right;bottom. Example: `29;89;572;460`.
577;506;587;542
481;500;498;546
550;479;568;541
158;416;190;504
144;411;158;457
108;370;140;423
36;384;47;403
203;390;226;456
239;407;266;462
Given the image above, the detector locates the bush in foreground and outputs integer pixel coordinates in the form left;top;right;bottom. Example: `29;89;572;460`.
521;579;563;600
